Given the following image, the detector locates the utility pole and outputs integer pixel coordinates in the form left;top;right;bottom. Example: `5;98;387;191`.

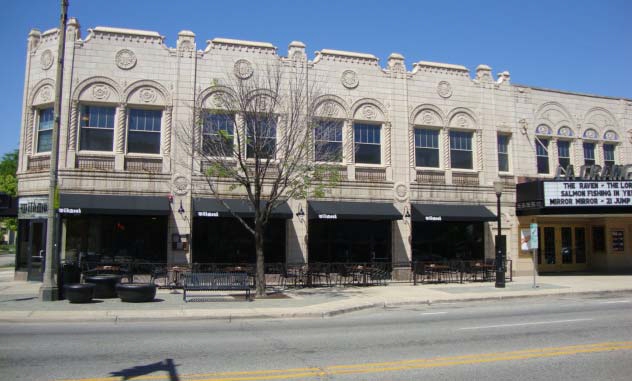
40;0;69;301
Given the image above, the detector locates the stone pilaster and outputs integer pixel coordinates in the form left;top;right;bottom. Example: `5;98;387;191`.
68;100;78;151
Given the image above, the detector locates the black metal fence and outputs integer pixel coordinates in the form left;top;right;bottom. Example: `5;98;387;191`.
64;259;512;290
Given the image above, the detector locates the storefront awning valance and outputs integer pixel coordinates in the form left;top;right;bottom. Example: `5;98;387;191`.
412;203;496;222
193;198;293;219
59;194;170;216
308;201;402;220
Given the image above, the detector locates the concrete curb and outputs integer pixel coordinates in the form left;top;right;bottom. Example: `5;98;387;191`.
2;288;631;323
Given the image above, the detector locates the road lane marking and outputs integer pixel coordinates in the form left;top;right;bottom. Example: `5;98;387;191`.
598;300;630;304
458;318;592;330
420;312;447;315
59;341;632;381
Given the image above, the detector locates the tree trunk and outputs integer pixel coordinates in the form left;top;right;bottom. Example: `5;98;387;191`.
255;221;266;297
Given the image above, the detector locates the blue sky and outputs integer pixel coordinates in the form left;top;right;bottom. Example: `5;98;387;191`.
1;0;631;157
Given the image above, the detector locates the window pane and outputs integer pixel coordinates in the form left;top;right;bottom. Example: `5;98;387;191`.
450;131;472;169
497;135;509;172
561;227;573;264
416;147;439;167
246;114;277;159
37;108;54;153
415;129;439;148
80;128;114;151
451;150;473;169
603;144;615;168
203;113;234;156
354;123;380;144
128;131;161;154
575;227;586;263
583;142;595;166
314;120;343;162
128;109;162;154
37;130;52;153
536;139;549;174
356;144;381;164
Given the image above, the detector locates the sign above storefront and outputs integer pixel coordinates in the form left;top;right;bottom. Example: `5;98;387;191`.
59;208;82;215
18;196;48;219
544;181;632;207
318;214;337;219
554;164;632;181
197;211;219;217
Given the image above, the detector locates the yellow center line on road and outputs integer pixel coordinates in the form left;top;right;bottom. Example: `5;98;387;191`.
59;341;632;381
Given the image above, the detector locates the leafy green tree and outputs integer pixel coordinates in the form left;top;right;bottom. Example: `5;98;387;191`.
0;149;18;232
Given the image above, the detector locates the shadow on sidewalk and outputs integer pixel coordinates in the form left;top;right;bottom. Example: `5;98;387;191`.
110;358;180;381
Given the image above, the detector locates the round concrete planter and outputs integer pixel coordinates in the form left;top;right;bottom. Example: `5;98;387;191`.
116;283;157;303
64;283;95;303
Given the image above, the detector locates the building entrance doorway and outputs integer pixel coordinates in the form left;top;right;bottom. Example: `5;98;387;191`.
19;219;46;281
538;225;587;272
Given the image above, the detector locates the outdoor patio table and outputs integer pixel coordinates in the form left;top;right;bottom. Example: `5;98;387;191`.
84;274;122;299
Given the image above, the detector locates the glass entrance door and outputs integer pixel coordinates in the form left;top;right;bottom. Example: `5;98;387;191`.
27;220;46;281
538;225;588;272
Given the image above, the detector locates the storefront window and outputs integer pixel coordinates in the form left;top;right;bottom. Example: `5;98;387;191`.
309;220;391;263
412;222;483;262
575;227;586;263
592;226;605;252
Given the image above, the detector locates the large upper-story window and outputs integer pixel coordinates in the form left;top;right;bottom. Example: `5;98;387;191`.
314;119;343;162
557;140;571;168
79;105;115;151
497;134;510;172
415;128;439;168
202;113;234;157
246;114;276;159
36;108;54;153
354;123;381;164
128;109;162;154
603;144;616;169
583;142;595;166
449;130;473;169
536;138;550;174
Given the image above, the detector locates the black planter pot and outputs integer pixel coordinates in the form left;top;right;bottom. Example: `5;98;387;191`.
116;283;157;303
64;283;95;303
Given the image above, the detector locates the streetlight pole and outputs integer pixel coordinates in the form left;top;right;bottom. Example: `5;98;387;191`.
493;180;505;288
40;0;69;301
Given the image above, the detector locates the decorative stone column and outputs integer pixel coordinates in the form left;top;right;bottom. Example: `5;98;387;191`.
68;100;78;151
344;119;355;180
115;103;126;171
25;108;34;155
408;124;416;181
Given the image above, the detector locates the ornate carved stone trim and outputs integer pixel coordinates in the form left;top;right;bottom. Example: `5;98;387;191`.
314;49;379;66
68;101;78;151
341;70;359;89
384;122;392;167
88;27;165;44
394;182;408;202
172;174;189;195
163;106;172;154
437;81;452;98
412;61;470;78
408;124;415;169
234;59;254;79
343;119;353;163
116;104;126;153
476;132;483;170
25;109;34;155
115;49;137;70
207;38;277;55
442;129;450;169
40;49;53;70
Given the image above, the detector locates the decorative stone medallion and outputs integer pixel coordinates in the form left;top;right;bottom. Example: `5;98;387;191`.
558;126;573;137
40;49;54;70
341;70;359;89
39;86;53;102
394;182;408;201
361;105;376;120
211;93;224;108
139;87;157;103
172;175;189;196
536;125;551;135
421;111;435;125
583;129;598;139
321;101;339;117
115;49;137;70
457;115;469;128
91;84;110;100
234;59;253;79
437;81;452;98
604;131;618;141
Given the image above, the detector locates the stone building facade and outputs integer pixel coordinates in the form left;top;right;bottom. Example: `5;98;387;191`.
15;19;632;280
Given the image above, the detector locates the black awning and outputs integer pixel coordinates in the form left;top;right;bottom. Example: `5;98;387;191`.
193;198;293;219
0;195;17;217
59;194;170;216
412;203;496;222
308;201;402;220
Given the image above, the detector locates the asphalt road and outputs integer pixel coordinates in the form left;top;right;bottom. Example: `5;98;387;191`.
1;293;631;381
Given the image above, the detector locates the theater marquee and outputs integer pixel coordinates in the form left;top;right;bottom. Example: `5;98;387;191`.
544;181;632;207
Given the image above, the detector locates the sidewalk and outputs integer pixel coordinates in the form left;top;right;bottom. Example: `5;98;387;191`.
0;269;631;323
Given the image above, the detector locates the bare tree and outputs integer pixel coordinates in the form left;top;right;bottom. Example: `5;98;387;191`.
182;62;341;297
